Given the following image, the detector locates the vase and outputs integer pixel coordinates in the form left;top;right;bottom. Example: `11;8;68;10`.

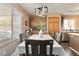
39;30;43;38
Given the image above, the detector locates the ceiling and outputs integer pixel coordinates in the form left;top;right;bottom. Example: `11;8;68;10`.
0;4;23;16
0;4;12;16
0;3;79;16
19;3;79;15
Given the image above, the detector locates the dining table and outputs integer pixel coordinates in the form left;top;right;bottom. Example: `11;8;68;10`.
12;34;68;56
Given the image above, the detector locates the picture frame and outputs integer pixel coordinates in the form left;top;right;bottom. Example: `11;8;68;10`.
25;21;28;26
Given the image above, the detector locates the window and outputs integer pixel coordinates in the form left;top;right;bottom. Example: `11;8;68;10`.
0;16;11;39
63;19;75;31
0;4;22;40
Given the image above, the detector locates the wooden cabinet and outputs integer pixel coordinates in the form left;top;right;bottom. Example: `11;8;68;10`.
48;17;59;23
66;33;79;54
48;16;60;34
53;23;59;32
48;23;54;33
48;17;54;22
69;34;79;53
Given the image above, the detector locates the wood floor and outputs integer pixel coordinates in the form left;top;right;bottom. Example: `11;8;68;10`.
60;41;79;56
0;39;20;56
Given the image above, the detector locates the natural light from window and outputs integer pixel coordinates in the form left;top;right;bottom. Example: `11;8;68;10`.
63;19;75;31
0;16;11;38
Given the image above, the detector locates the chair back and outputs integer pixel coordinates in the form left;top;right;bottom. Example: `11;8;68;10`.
54;32;62;43
19;33;27;43
25;40;53;56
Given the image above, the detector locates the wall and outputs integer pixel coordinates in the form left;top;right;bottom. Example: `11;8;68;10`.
21;15;29;32
29;16;47;32
29;16;47;26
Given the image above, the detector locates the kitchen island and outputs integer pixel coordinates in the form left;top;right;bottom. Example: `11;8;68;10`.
67;33;79;55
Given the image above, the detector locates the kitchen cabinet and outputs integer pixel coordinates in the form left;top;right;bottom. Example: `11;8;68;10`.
48;16;60;34
68;33;79;54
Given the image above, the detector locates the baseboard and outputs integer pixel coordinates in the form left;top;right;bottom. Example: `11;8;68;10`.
69;47;79;55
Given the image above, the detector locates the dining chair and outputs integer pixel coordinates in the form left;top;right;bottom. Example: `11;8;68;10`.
25;40;54;56
19;30;33;43
51;32;55;38
19;33;27;43
54;32;62;44
25;30;32;37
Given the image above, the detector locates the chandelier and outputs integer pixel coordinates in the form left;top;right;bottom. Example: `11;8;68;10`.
35;5;48;17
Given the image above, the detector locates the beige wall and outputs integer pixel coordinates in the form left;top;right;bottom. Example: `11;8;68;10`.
21;15;29;32
29;16;47;27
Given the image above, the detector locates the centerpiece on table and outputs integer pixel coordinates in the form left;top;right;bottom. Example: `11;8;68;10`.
35;24;43;38
39;29;43;38
35;24;47;38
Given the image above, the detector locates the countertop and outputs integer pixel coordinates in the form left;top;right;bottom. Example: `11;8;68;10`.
67;33;79;36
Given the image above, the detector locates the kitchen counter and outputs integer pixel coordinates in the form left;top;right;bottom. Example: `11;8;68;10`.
61;31;79;33
61;32;79;41
68;33;79;36
67;33;79;55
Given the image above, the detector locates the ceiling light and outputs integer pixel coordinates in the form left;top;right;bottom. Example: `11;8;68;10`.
35;5;48;17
